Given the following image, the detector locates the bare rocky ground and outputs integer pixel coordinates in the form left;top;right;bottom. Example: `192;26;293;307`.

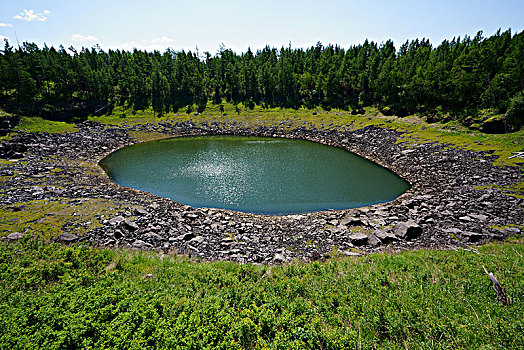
1;119;523;264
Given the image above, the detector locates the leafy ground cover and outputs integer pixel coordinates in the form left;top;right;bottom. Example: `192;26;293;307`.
0;236;522;349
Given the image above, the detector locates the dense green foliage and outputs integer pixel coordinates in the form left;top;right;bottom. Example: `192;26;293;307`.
1;29;523;126
1;237;522;349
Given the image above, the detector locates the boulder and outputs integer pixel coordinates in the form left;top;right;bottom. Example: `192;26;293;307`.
176;232;195;241
343;251;361;256
132;240;146;248
459;216;472;222
56;233;78;243
2;232;24;241
134;208;148;216
469;214;488;222
444;228;462;236
505;227;520;234
373;229;398;244
480;118;507;134
123;220;139;231
367;233;382;247
341;216;364;227
349;232;368;246
109;215;125;226
190;236;205;244
392;221;422;240
461;231;483;242
273;253;285;263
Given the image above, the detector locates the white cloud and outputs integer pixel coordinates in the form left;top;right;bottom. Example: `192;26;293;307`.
114;36;176;52
151;36;175;45
0;23;13;27
72;34;99;43
13;9;50;22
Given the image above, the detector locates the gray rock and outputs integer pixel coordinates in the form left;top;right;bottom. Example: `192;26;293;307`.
109;215;125;226
444;228;462;236
343;251;361;256
349;232;368;246
367;233;382;247
190;236;205;244
505;227;521;234
392;221;422;240
469;214;488;221
176;232;195;241
341;216;363;227
32;186;44;195
221;237;234;246
57;233;78;242
273;253;285;263
124;220;139;231
134;208;148;216
145;232;162;240
132;240;146;248
461;231;483;242
373;229;398;244
3;232;24;240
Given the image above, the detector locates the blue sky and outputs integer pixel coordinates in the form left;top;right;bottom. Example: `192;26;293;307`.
1;0;523;54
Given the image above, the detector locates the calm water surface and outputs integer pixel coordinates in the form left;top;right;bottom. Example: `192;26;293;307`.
101;136;410;214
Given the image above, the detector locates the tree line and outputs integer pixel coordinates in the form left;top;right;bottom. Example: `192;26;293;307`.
0;29;523;127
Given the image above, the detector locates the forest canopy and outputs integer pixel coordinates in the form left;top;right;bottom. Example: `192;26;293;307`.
0;29;523;128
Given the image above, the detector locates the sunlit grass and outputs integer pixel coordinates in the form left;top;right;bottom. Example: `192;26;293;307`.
14;115;78;134
0;237;522;349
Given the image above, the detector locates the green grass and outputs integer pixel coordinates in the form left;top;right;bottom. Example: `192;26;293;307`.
0;198;127;239
14;115;78;134
0;110;12;118
0;237;522;349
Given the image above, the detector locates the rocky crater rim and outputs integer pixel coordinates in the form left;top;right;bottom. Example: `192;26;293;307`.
1;119;522;264
97;133;414;217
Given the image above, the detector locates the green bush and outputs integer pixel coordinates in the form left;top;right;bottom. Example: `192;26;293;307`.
506;91;524;128
0;237;522;349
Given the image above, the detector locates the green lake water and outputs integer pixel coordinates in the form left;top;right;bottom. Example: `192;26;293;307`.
101;136;410;214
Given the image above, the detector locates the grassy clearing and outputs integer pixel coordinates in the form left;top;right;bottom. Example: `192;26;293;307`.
0;237;522;349
14;115;78;134
391;121;524;167
0;198;125;239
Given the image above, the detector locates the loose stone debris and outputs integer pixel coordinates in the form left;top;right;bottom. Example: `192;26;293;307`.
1;119;523;264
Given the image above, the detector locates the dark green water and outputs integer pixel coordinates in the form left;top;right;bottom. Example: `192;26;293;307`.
101;136;410;214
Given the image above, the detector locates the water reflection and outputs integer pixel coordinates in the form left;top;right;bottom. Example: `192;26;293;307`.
101;136;410;214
